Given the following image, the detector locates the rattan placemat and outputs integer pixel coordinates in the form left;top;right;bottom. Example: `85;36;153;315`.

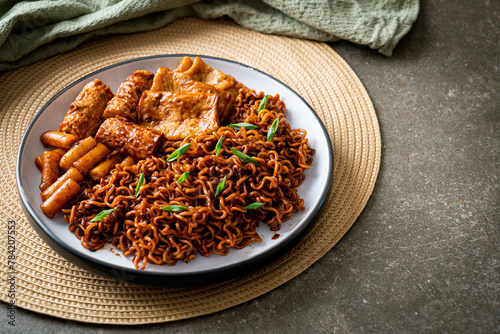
0;17;380;324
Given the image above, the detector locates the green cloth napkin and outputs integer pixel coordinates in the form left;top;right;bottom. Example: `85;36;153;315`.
0;0;419;71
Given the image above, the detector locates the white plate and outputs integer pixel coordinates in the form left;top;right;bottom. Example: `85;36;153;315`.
17;55;333;285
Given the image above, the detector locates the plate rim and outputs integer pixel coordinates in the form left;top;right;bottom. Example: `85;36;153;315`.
16;54;334;285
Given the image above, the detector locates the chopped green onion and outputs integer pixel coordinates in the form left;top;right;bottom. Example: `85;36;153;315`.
230;123;258;131
215;136;223;156
230;148;260;166
177;171;190;184
90;208;116;222
267;117;280;142
167;143;191;162
257;95;269;114
244;202;265;209
214;176;226;198
135;173;144;197
161;205;188;212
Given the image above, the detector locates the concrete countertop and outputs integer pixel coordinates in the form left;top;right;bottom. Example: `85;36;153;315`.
1;1;498;333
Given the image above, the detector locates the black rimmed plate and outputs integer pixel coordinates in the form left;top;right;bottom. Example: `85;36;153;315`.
16;55;333;286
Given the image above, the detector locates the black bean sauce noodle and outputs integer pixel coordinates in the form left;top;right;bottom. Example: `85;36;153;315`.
63;91;314;269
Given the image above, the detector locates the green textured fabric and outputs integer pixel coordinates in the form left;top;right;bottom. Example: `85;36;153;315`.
0;0;419;71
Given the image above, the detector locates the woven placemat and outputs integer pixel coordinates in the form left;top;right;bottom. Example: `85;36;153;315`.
0;17;380;324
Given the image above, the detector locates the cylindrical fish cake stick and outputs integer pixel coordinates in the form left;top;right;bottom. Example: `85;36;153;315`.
39;150;62;191
102;70;154;122
58;79;114;139
59;137;96;171
73;143;110;175
40;178;80;218
88;154;123;182
41;167;83;202
35;148;66;171
40;131;79;149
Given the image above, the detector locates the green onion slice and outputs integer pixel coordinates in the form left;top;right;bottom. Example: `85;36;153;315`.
229;123;258;131
267;117;280;142
161;205;188;212
230;148;260;165
135;173;145;197
257;95;269;113
167;143;191;162
215;136;223;156
90;208;116;222
177;171;190;184
244;202;265;209
214;176;226;198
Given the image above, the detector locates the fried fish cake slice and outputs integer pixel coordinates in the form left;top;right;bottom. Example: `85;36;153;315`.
151;67;176;92
138;91;219;141
174;56;249;98
151;67;233;124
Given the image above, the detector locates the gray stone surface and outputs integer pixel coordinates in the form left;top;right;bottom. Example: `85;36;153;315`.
1;0;498;332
